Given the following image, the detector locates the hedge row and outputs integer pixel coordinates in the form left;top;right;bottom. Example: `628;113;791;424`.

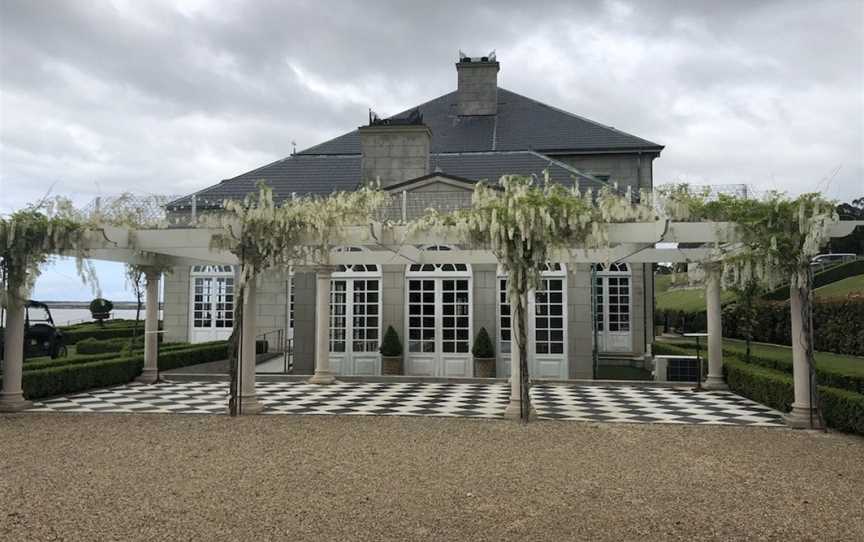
60;320;162;344
723;357;864;435
662;340;864;395
22;357;145;400
22;342;191;372
1;341;230;400
658;295;864;356
157;342;229;372
75;335;166;355
763;260;864;301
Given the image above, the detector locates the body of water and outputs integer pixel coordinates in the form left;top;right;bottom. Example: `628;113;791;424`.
47;309;162;326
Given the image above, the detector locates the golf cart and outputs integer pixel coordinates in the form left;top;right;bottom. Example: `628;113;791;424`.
0;300;68;361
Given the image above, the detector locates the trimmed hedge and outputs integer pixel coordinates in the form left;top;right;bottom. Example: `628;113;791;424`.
77;336;142;355
724;357;794;412
722;296;864;356
762;260;864;301
60;320;164;345
0;341;230;400
22;357;144;400
158;342;229;372
723;357;864;435
665;340;864;395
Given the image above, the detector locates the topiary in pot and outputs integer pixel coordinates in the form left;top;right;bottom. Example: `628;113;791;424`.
472;327;496;378
89;298;114;327
379;325;403;375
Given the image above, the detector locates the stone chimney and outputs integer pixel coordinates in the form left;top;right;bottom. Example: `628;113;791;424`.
456;53;499;116
358;109;431;188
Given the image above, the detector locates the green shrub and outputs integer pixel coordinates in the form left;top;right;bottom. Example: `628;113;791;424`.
76;336;148;355
762;260;864;300
158;342;229;372
721;296;864;356
63;326;144;344
379;326;402;357
724;357;794;412
472;327;495;358
819;386;864;435
723;357;864;436
21;357;144;400
89;298;114;324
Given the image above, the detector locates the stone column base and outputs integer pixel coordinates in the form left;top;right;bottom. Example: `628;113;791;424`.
308;371;337;385
238;395;265;415
784;406;822;429
503;399;537;420
0;392;33;412
703;375;728;391
135;368;159;385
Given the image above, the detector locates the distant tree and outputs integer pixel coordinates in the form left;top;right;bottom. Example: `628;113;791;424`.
829;197;864;254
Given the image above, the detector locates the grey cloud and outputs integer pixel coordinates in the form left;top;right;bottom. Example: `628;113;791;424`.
1;0;862;213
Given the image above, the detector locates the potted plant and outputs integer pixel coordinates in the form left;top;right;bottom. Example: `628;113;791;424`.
89;298;114;327
472;327;496;378
380;325;403;375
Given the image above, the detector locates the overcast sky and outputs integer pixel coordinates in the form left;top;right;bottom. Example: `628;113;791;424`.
1;0;863;301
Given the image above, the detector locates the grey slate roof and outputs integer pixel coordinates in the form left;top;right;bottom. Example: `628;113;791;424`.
169;86;662;210
299;88;663;155
168;151;608;210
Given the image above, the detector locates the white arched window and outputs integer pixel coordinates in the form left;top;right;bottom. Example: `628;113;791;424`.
329;247;382;375
404;245;473;377
497;263;568;379
592;262;632;352
189;265;235;343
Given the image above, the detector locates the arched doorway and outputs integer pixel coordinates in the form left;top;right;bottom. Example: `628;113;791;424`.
189;265;235;343
497;263;568;379
404;245;473;376
593;263;632;353
329;247;382;375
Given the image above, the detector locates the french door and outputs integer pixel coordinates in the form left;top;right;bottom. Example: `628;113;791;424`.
497;273;568;379
594;264;632;352
329;278;381;375
189;266;234;343
405;277;472;376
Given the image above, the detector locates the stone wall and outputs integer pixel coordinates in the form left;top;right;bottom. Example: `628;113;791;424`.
359;125;431;188
554;153;656;194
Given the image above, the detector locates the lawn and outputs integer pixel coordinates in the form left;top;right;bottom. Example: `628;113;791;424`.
658;336;864;379
655;286;734;313
814;273;864;299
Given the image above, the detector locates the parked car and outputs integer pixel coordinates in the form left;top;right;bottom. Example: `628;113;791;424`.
810;253;857;267
0;301;68;361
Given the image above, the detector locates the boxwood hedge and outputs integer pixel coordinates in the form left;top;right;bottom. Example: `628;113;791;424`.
1;341;230;400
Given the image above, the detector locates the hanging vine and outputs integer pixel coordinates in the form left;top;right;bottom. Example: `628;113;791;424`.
208;183;390;415
416;173;657;421
658;185;839;429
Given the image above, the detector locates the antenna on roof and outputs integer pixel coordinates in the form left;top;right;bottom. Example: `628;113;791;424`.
488;49;496;61
291;140;297;155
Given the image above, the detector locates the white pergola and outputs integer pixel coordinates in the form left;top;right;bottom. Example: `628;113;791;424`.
2;219;860;424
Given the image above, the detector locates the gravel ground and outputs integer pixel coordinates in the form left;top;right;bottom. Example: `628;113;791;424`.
1;414;863;541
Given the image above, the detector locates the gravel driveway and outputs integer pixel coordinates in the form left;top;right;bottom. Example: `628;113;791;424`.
1;414;862;541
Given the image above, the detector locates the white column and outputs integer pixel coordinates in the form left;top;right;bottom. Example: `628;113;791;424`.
238;277;263;414
785;283;819;428
703;263;727;390
504;290;534;419
0;285;31;411
308;266;336;384
136;269;161;384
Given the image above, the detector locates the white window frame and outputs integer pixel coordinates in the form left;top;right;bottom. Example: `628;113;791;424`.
188;265;235;343
404;245;473;377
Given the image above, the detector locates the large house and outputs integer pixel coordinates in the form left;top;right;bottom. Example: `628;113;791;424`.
164;54;664;379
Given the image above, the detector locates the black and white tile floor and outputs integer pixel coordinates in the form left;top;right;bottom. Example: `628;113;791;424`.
26;381;786;426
